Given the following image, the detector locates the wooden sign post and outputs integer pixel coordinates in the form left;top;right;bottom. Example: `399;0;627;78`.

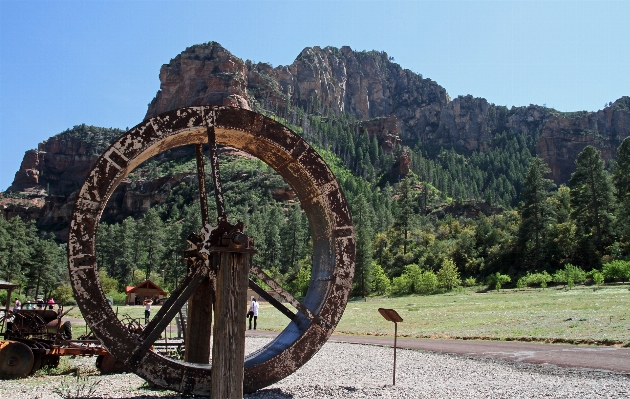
378;308;403;385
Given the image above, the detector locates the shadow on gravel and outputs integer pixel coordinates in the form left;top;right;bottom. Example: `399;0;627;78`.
245;388;294;398
114;387;295;399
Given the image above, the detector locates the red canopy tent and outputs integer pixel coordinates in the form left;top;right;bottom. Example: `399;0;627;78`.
125;280;167;305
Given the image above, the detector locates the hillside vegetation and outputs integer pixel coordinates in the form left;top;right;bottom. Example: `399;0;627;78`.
2;102;630;308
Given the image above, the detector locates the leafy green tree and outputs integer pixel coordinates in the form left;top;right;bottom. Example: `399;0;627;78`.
569;146;615;259
369;263;390;295
390;273;411;296
590;270;604;286
415;270;439;295
51;285;74;305
518;157;555;270
436;258;461;291
602;260;630;283
288;261;311;297
552;263;586;288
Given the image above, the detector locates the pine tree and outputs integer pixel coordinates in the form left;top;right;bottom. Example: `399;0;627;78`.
138;209;165;281
1;217;33;283
518;157;556;270
612;137;630;255
353;194;374;297
569;146;615;258
394;178;414;254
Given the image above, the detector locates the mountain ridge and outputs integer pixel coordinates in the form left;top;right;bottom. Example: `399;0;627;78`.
3;42;629;238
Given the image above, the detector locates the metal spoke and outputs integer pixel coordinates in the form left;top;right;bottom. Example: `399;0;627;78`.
132;263;211;358
248;279;296;321
249;265;318;323
195;144;210;226
207;126;227;224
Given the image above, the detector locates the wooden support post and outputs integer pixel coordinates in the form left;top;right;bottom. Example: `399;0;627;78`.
185;270;213;364
211;251;251;399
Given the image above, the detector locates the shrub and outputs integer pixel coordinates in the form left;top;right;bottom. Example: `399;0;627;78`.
516;277;526;289
390;274;411;296
486;272;511;291
51;285;74;305
463;277;477;287
289;263;311;297
523;271;553;288
602;260;630;283
106;290;127;306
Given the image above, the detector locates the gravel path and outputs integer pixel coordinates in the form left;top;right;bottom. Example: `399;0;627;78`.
1;338;628;398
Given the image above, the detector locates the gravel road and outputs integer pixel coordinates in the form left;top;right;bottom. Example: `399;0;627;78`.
1;337;628;398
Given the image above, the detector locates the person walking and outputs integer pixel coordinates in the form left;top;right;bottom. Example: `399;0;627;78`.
248;297;259;330
143;298;153;324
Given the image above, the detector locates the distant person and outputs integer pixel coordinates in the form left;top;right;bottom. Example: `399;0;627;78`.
47;298;55;310
13;298;21;311
143;298;153;324
248;297;259;330
37;298;44;309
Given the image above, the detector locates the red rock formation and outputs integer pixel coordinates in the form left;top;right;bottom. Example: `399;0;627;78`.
358;116;401;153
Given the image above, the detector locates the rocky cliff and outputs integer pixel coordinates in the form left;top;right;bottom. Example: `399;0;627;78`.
146;42;630;182
5;42;630;237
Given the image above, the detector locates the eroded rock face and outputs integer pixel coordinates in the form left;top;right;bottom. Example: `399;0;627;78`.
536;98;630;182
358;116;401;153
146;43;251;117
145;43;450;144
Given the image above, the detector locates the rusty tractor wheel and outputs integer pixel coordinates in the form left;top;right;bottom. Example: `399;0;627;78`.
0;341;34;379
68;106;355;395
96;353;126;374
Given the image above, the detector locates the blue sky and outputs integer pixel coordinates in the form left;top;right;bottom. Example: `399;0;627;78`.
1;0;628;191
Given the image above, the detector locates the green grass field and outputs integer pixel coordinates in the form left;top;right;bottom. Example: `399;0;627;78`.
66;284;630;346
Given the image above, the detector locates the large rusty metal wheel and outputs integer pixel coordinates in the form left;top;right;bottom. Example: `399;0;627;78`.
68;106;355;395
0;341;34;379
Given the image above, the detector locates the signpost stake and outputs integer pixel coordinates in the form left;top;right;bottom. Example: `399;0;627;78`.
377;308;403;386
393;321;397;385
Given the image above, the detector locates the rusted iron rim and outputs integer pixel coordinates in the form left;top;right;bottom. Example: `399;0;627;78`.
68;106;355;395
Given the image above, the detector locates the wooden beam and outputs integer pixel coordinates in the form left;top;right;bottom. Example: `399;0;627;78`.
211;251;250;398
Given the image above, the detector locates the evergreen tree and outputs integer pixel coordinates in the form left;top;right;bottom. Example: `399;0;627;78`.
569;146;615;262
393;178;414;254
352;194;374;297
518;157;556;270
1;217;34;283
138;209;165;281
26;237;64;299
612;137;630;255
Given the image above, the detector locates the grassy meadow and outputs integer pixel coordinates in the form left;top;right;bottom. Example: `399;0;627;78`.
66;284;630;346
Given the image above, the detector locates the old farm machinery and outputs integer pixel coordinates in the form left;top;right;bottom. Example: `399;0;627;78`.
0;281;109;378
67;106;355;396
